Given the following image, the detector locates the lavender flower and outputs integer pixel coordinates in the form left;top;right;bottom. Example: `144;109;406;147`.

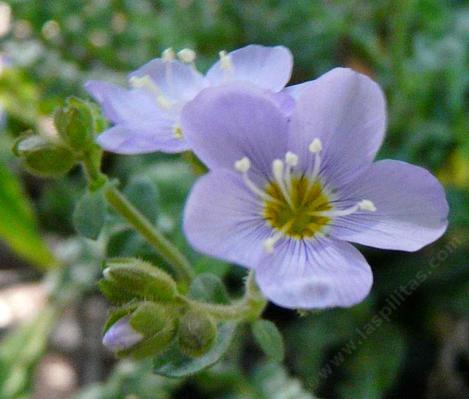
182;68;449;309
85;44;294;154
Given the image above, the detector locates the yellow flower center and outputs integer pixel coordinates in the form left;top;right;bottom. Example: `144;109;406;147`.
263;177;332;239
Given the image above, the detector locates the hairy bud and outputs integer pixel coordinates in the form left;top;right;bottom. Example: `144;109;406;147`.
13;134;76;177
101;258;178;304
178;310;217;358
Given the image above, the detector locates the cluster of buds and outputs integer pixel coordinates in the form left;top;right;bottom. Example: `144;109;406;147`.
100;258;219;359
13;97;99;177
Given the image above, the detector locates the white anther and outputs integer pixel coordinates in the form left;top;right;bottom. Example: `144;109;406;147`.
219;50;234;71
162;47;175;62
263;238;276;254
358;199;376;212
272;159;285;181
172;124;183;139
263;228;287;254
285;151;298;167
309;138;322;153
234;157;251;173
129;75;155;90
177;48;196;63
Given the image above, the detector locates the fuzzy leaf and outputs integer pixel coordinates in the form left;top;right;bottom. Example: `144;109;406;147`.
252;320;285;362
73;189;106;239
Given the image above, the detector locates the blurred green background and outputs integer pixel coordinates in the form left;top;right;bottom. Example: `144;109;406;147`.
0;0;468;398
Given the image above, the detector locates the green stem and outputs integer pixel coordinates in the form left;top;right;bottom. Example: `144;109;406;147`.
182;270;267;321
104;186;195;284
80;148;195;284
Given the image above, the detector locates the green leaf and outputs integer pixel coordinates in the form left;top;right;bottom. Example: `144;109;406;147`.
188;273;230;304
124;176;159;223
153;322;237;378
336;324;406;399
0;307;58;398
0;164;57;269
73;189;106;239
252;320;285;362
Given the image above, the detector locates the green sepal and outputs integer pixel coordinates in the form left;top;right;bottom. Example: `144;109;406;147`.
103;302;139;334
98;279;137;305
177;310;217;358
54;97;94;151
129;302;169;336
13;134;76;177
117;303;178;360
104;258;178;303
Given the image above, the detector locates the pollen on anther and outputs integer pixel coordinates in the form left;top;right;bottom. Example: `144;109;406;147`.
177;48;196;63
309;138;322;153
219;50;234;71
359;199;376;212
234;157;251;173
272;159;284;178
285;152;298;166
172;124;183;140
162;47;175;62
263;238;275;254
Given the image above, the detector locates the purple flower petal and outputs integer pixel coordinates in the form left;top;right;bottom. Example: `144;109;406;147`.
206;45;293;92
184;169;271;268
102;316;143;352
330;160;449;251
85;81;156;124
130;58;207;102
86;80;189;154
255;239;373;309
288;68;386;188
181;83;289;175
283;80;316;101
96;125;189;154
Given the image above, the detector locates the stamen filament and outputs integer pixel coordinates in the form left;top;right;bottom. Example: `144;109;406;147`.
309;200;376;218
309;138;322;183
263;220;294;254
234;157;280;204
272;159;295;209
129;75;173;111
284;152;298;193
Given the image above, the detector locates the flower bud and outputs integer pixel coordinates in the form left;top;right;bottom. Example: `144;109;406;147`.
101;258;178;304
54;97;94;151
13;134;76;177
102;315;143;352
103;302;178;359
177;310;217;358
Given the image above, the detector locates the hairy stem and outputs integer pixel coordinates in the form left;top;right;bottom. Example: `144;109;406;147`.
104;187;194;284
182;270;267;321
80;148;194;284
